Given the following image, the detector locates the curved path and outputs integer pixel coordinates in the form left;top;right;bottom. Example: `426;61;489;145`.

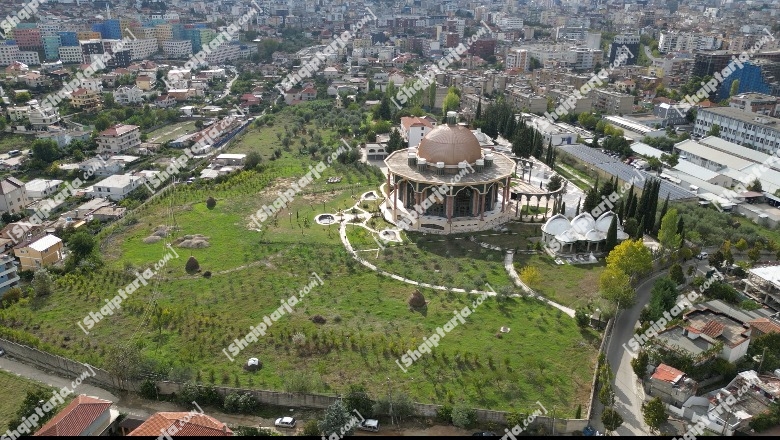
334;193;579;316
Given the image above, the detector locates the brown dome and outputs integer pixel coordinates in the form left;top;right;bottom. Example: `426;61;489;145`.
417;124;483;166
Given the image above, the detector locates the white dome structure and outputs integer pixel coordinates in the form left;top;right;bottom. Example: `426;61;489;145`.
541;210;630;254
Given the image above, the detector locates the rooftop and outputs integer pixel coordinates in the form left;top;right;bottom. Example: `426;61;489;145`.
100;124;139;137
129;412;232;436
28;234;62;252
699;106;780;129
34;395;112;436
651;363;686;384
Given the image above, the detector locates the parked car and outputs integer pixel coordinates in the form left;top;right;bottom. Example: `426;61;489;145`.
0;346;5;356
274;417;296;428
697;251;709;260
358;419;379;432
472;432;497;436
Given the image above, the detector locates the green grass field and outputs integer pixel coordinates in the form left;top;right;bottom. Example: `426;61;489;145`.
0;133;34;154
146;120;199;144
515;254;606;310
0;105;600;416
0;370;54;432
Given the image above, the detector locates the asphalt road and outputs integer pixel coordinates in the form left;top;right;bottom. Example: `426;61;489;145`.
589;257;712;435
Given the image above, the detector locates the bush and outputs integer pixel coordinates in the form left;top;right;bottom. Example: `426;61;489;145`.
206;196;217;209
575;308;590;328
302;419;320;436
238;393;258;413
185;256;200;274
203;271;212;278
437;404;453;423
139;379;158;400
310;314;327;324
451;405;477;428
224;392;242;413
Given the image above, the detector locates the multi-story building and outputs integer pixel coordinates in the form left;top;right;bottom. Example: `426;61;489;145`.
154;24;173;48
468;39;496;60
125;38;158;60
96;124;141;155
69;88;102;110
42;35;61;61
38;23;61;37
659;31;722;53
693;107;780;153
569;47;602;71
204;42;240;65
608;34;640;65
693;51;736;78
92;19;122;40
58;46;83;64
729;93;779;117
653;102;690;127
0;254;20;295
57;32;79;47
400;116;435;148
0;177;29;215
89;174;146;201
28;104;61;129
593;89;634;115
505;48;528;71
113;86;144;105
80;39;104;64
14;28;43;51
76;31;101;40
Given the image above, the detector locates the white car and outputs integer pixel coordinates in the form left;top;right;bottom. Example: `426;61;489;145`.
697;252;709;260
358;419;379;432
274;417;296;428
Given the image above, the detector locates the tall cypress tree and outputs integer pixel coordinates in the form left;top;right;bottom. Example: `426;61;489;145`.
605;215;618;252
656;193;670;234
636;216;645;240
646;180;661;234
627;192;637;220
576;197;581;216
476;98;482;120
617;199;624;222
677;216;685;248
635;180;650;223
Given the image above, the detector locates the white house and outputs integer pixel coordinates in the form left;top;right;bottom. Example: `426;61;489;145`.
113;86;144;105
96;124;141;156
24;178;64;199
400;116;436;148
89;174;146;201
0;177;29;214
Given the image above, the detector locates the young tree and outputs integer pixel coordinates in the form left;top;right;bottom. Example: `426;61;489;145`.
656;194;669;234
606;239;653;281
520;266;542;289
601;408;624;433
442;87;461;115
599;266;635;308
206;196;217;209
657;209;681;250
344;384;374;418
631;350;649;379
605;215;618;252
642;397;668;434
583;184;600;215
669;263;685;285
747;178;763;192
387;128;404;153
546;175;563;192
318;399;355;437
32;268;54;297
185;256;200;274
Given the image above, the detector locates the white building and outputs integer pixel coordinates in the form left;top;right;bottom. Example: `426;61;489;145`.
96;124;141;156
400;116;436;148
505;48;528;71
162;40;192;59
89;174;146;201
113;86;144;105
24;179;64;199
0;45;39;66
79;77;103;92
204;42;241;65
0;177;29;215
125;38;158;60
693;107;780;153
58;46;83;64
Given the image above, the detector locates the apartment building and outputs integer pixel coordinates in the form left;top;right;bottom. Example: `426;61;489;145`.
608;34;639;65
58;46;83;63
505;48;528;71
90;174;146;201
125;38;158;60
593;89;634;115
113;86;144;105
659;31;722;53
694;107;780;153
28;104;61;129
69;88;102;110
14;28;43;51
729;93;779;117
400;116;435;148
0;177;28;215
96;124;141;155
0;254;20;295
0;45;39;66
162;40;192;59
204;42;241;65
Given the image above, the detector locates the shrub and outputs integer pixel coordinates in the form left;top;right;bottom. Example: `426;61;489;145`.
451;405;477;428
185;256;200;274
408;289;426;307
206;196;216;209
224;392;242;413
238;393;258;413
575;308;589;328
139;379;158;400
302;419;320;436
311;314;327;324
437;404;453;423
203;271;212;278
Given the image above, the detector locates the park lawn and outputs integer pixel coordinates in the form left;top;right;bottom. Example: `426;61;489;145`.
0;105;599;416
0;370;55;432
228;116;338;161
515;253;606;309
469;222;541;250
355;230;513;291
146;120;199;144
0;133;34;154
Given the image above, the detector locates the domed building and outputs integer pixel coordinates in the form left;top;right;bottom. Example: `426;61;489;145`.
382;112;517;233
541;211;629;254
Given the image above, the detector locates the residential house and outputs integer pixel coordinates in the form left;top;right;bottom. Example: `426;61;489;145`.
0;177;29;215
96;124;141;156
646;363;698;406
14;234;64;271
129;412;233;436
69;88;102;110
214;154;246;167
113;86;144;105
155;94;177;108
0;253;20;294
28;104;61;130
136;75;156;91
89;174;146;201
400;116;435;148
34;395;119;436
24;178;64;199
365;143;388;161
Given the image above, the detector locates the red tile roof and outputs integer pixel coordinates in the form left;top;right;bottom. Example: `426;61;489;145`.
100;124;139;137
401;116;434;132
129;412;232;436
749;317;780;335
651;363;685;383
699;320;725;338
34;395;112;436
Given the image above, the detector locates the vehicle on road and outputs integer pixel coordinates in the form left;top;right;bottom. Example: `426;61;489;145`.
471;432;496;436
0;346;5;356
274;417;296;428
697;251;709;260
358;419;379;432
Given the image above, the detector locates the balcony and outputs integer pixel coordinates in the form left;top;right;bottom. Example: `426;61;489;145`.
0;274;20;291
